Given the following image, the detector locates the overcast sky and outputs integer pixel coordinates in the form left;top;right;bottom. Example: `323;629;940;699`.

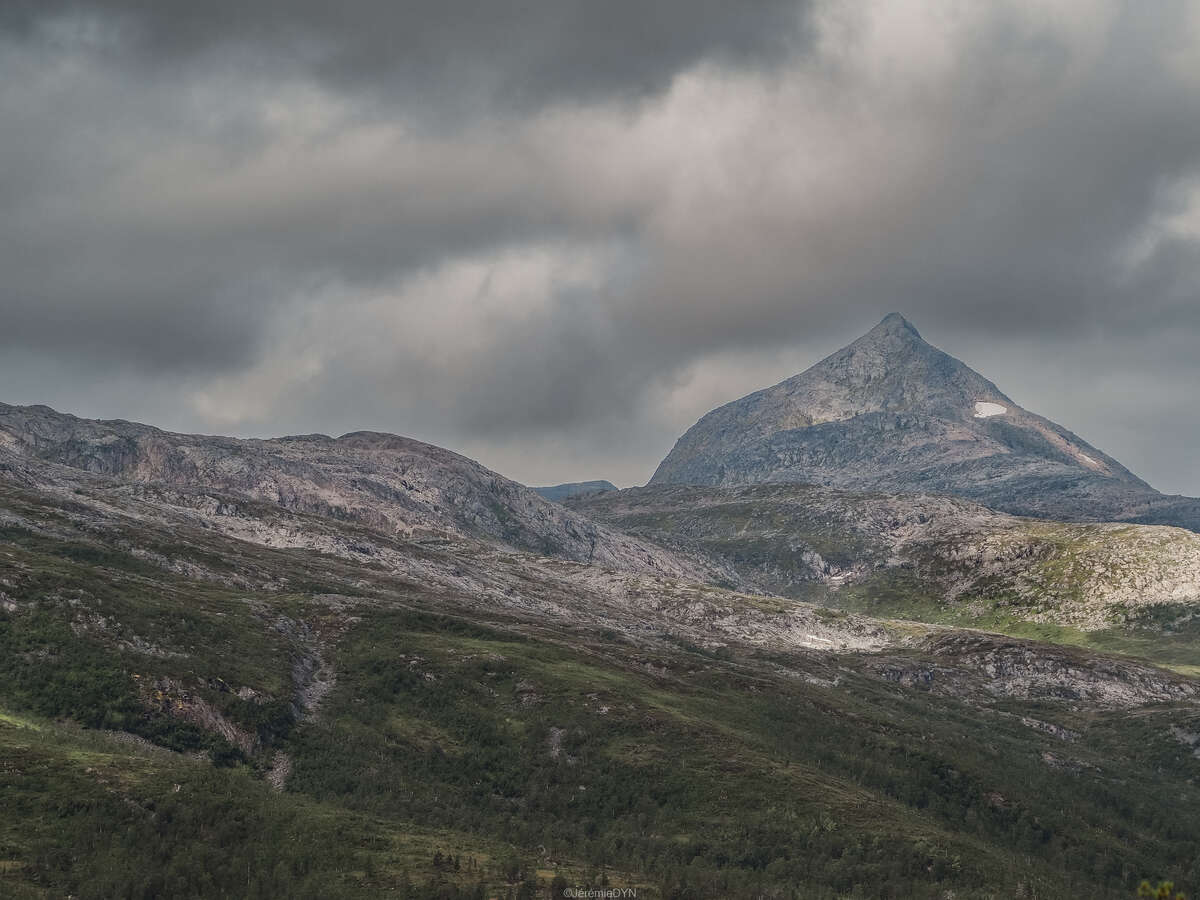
2;1;1199;493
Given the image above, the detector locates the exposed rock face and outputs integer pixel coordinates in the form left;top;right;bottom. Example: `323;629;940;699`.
0;445;895;660
0;403;705;580
571;483;1200;631
650;314;1199;530
532;480;618;503
869;632;1200;708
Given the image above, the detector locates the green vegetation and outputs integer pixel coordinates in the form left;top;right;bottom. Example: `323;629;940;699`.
826;568;1200;672
286;607;1200;898
7;593;1200;897
0;705;543;899
2;479;1199;898
1138;881;1186;900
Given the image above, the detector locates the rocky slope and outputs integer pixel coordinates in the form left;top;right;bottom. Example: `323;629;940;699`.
6;455;1199;898
570;483;1200;633
2;433;1195;711
0;402;705;580
650;314;1200;531
4;404;1200;897
3;409;1195;699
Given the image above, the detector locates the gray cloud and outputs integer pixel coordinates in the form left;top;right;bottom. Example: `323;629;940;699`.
1;0;808;112
1;1;1199;494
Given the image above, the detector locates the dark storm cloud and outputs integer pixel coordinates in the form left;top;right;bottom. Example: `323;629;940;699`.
1;1;1199;492
885;6;1200;339
0;0;806;373
0;0;807;111
0;35;628;372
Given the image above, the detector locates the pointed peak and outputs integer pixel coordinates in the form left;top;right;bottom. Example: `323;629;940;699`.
843;313;929;359
871;312;922;340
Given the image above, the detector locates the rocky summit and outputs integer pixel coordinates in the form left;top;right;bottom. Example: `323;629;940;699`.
651;313;1200;530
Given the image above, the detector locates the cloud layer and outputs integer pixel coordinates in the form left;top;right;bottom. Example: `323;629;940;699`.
3;0;1199;492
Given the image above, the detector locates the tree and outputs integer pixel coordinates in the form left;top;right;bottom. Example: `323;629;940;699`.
1138;880;1185;900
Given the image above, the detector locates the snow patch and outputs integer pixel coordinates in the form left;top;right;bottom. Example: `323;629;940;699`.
974;402;1007;418
1078;453;1099;467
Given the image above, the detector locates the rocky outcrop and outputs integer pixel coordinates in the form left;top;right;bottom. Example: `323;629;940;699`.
0;402;707;580
912;632;1200;707
649;314;1199;531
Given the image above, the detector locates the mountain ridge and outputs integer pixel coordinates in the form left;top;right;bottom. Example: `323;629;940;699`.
0;401;710;580
532;480;619;502
650;314;1199;531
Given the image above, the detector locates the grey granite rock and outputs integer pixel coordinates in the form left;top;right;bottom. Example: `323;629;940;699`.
0;402;706;580
650;313;1199;530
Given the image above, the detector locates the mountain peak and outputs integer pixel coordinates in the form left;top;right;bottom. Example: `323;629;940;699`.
803;313;986;412
834;313;933;368
871;312;922;340
649;315;1158;521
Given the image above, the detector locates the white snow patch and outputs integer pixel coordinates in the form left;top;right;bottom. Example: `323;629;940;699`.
1078;453;1099;467
974;402;1007;418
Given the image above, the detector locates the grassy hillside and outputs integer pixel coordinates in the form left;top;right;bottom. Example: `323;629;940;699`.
3;476;1200;897
823;567;1200;676
3;555;1199;895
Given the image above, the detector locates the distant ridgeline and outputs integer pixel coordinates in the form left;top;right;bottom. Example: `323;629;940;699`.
531;480;618;503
